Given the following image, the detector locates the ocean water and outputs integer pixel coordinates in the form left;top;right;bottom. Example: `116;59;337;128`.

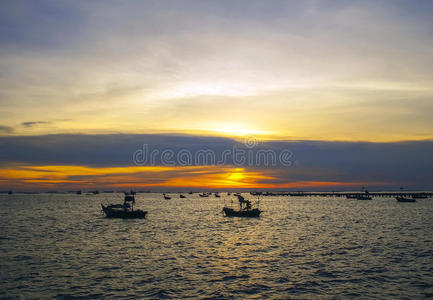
1;193;433;299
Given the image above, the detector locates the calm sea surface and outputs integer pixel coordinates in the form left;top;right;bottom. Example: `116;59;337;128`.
1;193;433;299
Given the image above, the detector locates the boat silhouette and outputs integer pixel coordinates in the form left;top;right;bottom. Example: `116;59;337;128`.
223;194;261;217
101;193;147;219
396;196;416;203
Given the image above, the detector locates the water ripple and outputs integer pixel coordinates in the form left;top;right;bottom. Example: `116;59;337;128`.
0;194;432;298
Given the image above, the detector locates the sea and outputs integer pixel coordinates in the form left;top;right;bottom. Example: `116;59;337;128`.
1;193;432;299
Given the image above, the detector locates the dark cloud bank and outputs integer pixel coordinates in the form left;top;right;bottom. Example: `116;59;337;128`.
0;134;432;189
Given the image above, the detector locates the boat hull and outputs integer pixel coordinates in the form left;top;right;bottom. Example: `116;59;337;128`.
101;204;147;219
223;207;261;217
356;196;372;200
396;197;416;203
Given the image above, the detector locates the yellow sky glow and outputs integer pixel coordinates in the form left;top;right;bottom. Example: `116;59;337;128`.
0;164;380;190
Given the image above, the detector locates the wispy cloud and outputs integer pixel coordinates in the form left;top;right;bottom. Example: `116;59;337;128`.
0;1;432;140
0;125;13;134
21;121;51;128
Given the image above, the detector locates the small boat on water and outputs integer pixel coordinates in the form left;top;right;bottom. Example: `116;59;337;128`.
412;194;428;199
250;191;262;196
163;193;171;200
179;194;186;198
356;194;372;200
223;207;261;217
355;189;372;200
222;194;261;217
396;196;416;203
101;193;147;219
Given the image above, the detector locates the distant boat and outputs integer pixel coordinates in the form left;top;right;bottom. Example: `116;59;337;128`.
396;196;416;203
355;189;372;200
412;194;428;199
179;194;186;198
199;192;209;197
250;191;262;196
188;191;193;194
101;193;147;219
356;194;372;200
163;193;171;200
222;194;261;217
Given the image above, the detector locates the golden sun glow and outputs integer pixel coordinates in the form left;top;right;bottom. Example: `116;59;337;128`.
0;164;375;190
200;122;274;138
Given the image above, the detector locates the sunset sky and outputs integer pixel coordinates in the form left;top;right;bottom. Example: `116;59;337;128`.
1;0;433;191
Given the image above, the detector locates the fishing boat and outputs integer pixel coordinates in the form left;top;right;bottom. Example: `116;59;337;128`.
412;193;428;199
356;194;372;200
355;189;372;200
396;196;416;203
101;193;147;219
222;194;261;217
163;193;171;200
250;191;262;196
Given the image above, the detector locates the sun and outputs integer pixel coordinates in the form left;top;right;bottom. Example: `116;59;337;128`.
201;122;273;138
227;172;245;181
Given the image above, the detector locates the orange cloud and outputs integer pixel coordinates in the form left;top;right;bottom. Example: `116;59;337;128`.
0;164;379;191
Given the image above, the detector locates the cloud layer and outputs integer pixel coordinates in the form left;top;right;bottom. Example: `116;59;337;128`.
1;134;432;190
1;1;433;140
